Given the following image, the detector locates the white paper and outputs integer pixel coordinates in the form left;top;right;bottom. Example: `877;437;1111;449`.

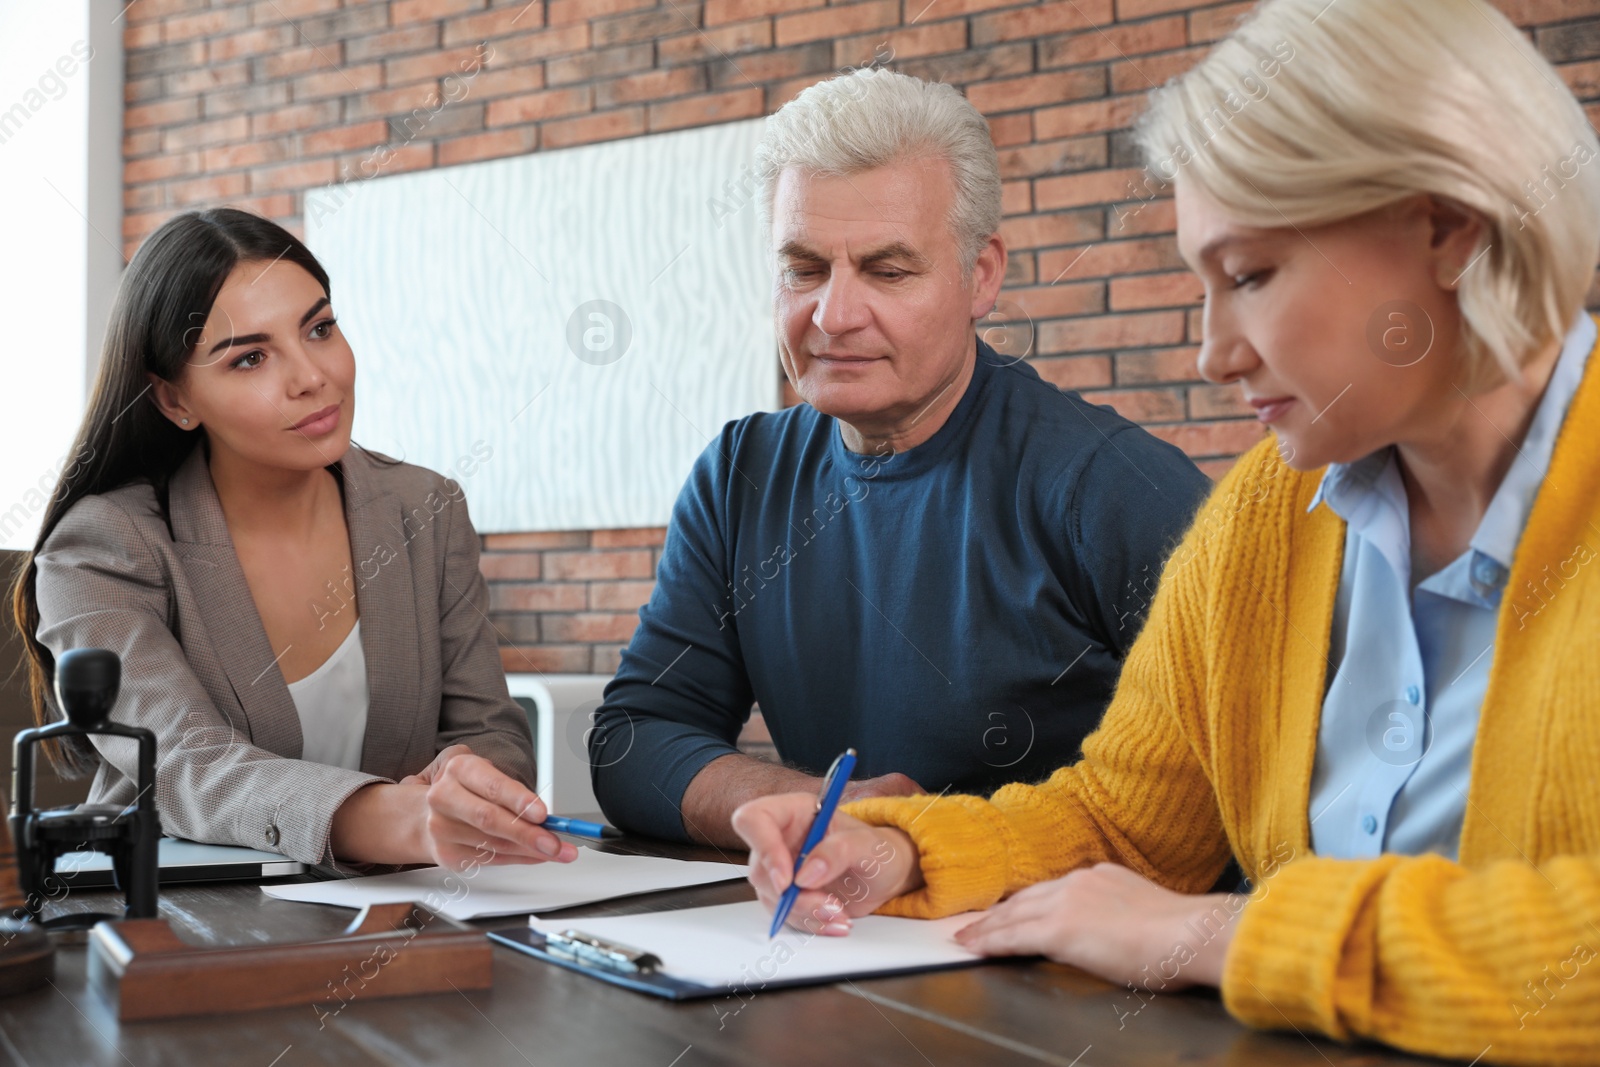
529;900;985;989
261;848;748;920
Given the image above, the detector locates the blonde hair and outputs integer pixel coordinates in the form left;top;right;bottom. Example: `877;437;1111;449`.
755;67;1002;280
1134;0;1600;390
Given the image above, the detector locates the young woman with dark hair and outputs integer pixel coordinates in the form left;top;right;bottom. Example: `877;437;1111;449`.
11;208;576;873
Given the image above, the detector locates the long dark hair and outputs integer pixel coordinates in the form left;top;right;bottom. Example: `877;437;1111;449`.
10;208;332;775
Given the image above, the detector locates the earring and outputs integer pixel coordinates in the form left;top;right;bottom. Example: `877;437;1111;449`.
180;418;189;425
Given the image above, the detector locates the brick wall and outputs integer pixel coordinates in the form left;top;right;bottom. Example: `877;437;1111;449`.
121;0;1600;674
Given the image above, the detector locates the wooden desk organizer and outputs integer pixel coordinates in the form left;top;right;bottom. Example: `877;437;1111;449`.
88;901;492;1021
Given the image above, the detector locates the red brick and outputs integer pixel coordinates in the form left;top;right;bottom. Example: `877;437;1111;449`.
999;210;1102;251
1189;383;1253;419
348;85;451;122
706;0;821;26
298;121;391;156
168;172;248;206
438;126;539;165
1041;16;1186;68
499;646;591;673
1115;345;1200;384
775;1;897;47
208;26;297;62
386;46;491;87
1111;45;1206;95
1004;281;1106;320
347;26;444;62
168;64;252;99
250;101;342;137
997;135;1107;180
1034;95;1147;139
647;88;763;133
594;67;703;108
1112;196;1176;237
543;550;654;581
478;554;544;580
967;69;1106;115
163;7;250;42
292;65;383;102
125;97;200;129
1037;310;1187;354
1109;270;1203;311
547;0;653;22
1001;179;1031;215
986;112;1033;147
392;0;486;27
971;0;1115;45
1038;237;1185;282
834;21;967;67
1189;2;1256;45
202;140;290;172
540;613;640;643
489;584;588;612
443;4;548;46
126;146;196;183
163;115;250;151
592;527;667;549
1029;355;1113;390
251;158;337;194
1147;419;1267;459
484;531;589;550
1036;167;1155;211
592;645;625;675
486;86;592;125
1079;386;1185;423
589;581;656;611
542;108;646;149
659;20;774;64
468;65;549;99
493;24;591;62
1114;0;1211;17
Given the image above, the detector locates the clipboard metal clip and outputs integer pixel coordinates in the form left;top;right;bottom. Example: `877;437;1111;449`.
545;929;662;974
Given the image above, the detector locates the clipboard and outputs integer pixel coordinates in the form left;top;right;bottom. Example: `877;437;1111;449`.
488;901;989;1001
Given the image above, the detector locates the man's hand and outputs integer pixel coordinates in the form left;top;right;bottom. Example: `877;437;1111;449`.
840;772;924;803
731;792;924;934
953;863;1241;989
680;755;926;848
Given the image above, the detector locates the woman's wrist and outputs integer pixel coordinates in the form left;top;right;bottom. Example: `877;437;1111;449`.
881;827;924;898
330;781;429;865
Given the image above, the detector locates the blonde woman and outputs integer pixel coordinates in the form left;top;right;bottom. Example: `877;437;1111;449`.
732;0;1600;1062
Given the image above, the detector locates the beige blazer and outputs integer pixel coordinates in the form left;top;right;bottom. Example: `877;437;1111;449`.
33;444;535;867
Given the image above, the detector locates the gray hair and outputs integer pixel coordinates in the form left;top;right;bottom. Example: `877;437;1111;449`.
755;68;1002;280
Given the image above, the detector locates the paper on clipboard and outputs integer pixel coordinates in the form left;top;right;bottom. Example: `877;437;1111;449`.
261;847;748;920
527;899;985;989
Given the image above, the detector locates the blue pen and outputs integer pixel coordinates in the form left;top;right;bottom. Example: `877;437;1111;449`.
541;815;623;840
769;748;857;938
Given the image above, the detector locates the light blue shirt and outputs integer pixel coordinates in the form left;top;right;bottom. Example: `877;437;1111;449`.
1306;312;1595;860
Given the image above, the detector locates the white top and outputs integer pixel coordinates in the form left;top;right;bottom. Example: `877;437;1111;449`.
285;619;370;771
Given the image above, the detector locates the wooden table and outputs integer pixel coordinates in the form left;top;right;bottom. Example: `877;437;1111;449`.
1;833;1444;1067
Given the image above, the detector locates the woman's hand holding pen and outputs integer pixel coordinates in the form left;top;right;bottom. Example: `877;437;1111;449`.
731;793;923;934
333;745;580;869
407;745;579;870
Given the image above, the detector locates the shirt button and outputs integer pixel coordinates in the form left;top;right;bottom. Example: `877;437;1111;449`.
1405;685;1421;705
1472;556;1504;589
265;825;280;847
1361;814;1379;835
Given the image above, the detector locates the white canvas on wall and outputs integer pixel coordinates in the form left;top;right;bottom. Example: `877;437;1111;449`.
304;116;778;533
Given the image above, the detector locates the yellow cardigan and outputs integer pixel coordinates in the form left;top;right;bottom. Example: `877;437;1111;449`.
845;322;1600;1066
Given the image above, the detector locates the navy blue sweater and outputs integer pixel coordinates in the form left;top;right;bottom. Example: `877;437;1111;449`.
591;339;1211;841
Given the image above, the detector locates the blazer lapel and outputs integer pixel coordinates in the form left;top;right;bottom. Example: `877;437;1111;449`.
168;445;305;757
339;451;425;781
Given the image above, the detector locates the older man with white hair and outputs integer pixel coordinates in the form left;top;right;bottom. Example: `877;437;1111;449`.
591;68;1210;847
